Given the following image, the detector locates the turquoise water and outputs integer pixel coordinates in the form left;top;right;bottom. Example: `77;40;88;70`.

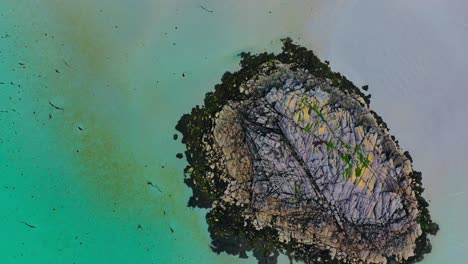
0;0;311;263
1;0;466;263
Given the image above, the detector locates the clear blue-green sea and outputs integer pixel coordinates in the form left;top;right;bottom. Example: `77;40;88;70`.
1;0;467;263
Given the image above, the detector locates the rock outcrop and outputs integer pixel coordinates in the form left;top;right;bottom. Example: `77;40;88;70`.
176;39;438;264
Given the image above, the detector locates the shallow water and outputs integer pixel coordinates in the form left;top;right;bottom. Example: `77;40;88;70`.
0;0;466;263
306;1;468;262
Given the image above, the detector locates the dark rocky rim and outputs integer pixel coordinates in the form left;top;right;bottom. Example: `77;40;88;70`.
175;38;439;264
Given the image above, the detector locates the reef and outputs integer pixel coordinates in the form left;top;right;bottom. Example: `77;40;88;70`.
176;38;438;264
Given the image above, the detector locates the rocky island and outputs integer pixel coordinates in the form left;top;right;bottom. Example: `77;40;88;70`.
176;39;438;264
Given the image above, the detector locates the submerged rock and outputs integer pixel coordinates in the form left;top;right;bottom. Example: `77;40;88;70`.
176;39;438;264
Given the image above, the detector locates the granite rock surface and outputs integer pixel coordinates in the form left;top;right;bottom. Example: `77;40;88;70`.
211;62;421;264
176;39;438;264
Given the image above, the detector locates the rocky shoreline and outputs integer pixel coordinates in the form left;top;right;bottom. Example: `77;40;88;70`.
176;38;438;264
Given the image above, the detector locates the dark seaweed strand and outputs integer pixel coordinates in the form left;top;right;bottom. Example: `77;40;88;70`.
175;38;438;263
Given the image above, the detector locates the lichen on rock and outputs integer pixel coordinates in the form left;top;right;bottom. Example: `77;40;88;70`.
176;38;438;264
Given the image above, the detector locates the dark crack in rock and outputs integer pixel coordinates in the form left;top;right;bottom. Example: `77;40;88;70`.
176;38;438;264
